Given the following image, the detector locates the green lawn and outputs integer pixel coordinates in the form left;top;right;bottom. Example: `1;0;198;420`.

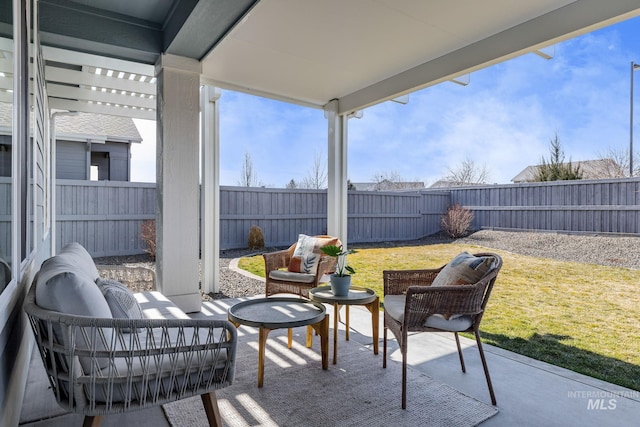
238;243;640;391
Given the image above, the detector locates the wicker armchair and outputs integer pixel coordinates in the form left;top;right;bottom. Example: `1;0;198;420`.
263;235;339;298
24;284;237;427
383;252;502;408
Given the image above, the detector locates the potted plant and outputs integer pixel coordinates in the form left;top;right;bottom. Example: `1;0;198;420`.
320;244;356;296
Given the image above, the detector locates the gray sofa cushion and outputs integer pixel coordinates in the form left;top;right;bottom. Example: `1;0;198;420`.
37;242;100;286
97;278;144;320
35;243;112;371
35;271;113;371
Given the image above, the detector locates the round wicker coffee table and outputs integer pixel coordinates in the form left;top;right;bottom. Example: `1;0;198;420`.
228;297;329;387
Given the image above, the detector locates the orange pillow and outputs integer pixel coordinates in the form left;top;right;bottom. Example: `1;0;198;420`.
288;234;339;275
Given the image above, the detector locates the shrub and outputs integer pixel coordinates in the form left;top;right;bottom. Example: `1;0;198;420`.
248;225;265;249
140;219;156;260
441;203;473;238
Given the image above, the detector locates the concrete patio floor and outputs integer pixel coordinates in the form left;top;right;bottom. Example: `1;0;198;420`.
19;297;640;427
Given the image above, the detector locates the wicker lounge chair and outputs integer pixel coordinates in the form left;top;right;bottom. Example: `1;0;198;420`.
263;235;339;298
383;252;502;408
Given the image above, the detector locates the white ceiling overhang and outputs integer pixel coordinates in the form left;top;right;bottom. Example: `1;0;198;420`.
0;37;156;120
200;0;640;114
42;45;157;120
4;0;640;118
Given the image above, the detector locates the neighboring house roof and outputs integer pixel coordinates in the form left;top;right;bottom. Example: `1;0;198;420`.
0;102;142;143
54;110;142;143
428;180;491;188
350;180;425;191
511;159;625;182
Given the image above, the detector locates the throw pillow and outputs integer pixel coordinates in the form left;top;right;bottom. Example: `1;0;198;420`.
96;277;144;321
432;252;494;287
288;234;339;275
431;252;495;320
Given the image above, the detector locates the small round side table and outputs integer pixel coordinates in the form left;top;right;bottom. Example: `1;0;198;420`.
309;286;379;364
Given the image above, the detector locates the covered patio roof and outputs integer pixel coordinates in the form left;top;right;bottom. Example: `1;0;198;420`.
4;0;639;117
5;0;638;303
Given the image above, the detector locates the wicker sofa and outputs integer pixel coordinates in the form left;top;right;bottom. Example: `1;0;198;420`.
23;242;237;427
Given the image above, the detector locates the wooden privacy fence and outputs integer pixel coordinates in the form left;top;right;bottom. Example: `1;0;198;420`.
1;178;637;257
56;180;156;257
450;178;640;234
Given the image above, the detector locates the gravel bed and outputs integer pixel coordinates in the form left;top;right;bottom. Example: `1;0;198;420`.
458;229;640;270
94;230;639;300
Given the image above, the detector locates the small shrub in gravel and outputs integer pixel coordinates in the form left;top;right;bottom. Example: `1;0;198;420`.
248;225;265;249
140;219;156;260
441;203;473;238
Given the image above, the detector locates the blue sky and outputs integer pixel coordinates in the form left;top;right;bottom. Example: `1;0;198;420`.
131;16;640;186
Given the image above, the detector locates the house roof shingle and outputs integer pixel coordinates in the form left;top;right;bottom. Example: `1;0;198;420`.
0;102;141;143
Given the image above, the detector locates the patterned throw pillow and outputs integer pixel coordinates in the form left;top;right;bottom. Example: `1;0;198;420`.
288;234;339;275
96;277;144;321
431;252;495;320
432;252;494;287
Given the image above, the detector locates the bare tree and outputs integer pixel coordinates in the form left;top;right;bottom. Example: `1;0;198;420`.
444;158;490;185
238;151;263;187
300;152;327;189
370;171;423;190
372;171;403;186
596;147;635;178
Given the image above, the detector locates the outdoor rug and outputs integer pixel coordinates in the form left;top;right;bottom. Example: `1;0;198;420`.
163;327;498;426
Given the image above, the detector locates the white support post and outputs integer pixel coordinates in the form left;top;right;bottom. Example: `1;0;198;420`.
155;54;202;313
200;86;221;294
325;99;349;248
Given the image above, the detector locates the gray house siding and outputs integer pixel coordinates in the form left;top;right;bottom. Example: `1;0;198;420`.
92;142;130;181
0;177;9;270
56;140;87;180
0;135;9;177
57;140;131;181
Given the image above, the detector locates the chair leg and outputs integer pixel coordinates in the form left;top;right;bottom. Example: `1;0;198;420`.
202;391;223;427
83;416;102;427
454;332;466;373
383;326;387;368
401;339;407;409
475;330;497;406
